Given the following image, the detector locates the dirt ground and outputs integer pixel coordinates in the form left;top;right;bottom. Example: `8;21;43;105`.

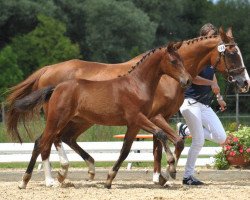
0;167;249;200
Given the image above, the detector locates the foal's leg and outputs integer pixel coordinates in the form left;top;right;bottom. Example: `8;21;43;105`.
105;126;140;189
152;136;169;186
105;113;169;189
18;135;42;189
151;114;184;180
60;121;95;181
54;138;69;184
18;136;67;188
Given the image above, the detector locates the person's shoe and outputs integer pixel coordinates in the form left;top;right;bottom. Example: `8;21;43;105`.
183;176;204;185
176;122;189;139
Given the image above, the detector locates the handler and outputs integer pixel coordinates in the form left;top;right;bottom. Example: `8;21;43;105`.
178;23;227;185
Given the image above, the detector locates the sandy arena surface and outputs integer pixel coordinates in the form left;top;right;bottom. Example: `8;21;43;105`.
0;167;249;200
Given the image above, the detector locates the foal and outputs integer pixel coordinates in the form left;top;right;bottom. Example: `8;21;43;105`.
11;42;191;188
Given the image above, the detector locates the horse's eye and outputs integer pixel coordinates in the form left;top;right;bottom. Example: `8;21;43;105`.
171;60;178;65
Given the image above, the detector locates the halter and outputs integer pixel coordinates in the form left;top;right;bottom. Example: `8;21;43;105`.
213;42;246;83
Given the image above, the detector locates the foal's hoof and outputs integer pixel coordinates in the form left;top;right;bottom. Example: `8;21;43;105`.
57;172;66;183
18;181;27;189
88;172;95;181
45;178;60;187
169;172;177;179
104;184;112;189
158;174;168;186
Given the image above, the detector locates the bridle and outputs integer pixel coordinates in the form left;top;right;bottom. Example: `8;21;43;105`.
187;41;246;108
213;42;246;83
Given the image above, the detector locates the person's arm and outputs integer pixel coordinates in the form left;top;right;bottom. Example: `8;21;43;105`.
192;75;220;94
193;75;226;111
192;75;215;86
212;75;227;111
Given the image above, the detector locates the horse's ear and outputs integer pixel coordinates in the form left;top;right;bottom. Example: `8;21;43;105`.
219;27;230;43
173;41;183;51
166;42;175;52
167;41;182;52
226;27;233;38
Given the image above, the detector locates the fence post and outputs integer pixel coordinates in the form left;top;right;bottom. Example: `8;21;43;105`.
1;102;5;125
235;93;239;130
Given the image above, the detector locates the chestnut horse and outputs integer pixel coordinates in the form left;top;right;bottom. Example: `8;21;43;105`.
7;28;249;188
8;43;191;188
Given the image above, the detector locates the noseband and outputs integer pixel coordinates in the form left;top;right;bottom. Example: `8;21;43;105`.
213;42;246;83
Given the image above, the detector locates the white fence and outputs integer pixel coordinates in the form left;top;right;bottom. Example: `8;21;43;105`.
0;142;222;167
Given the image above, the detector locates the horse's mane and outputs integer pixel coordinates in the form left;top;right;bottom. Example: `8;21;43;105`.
118;47;164;77
184;35;218;45
117;35;219;78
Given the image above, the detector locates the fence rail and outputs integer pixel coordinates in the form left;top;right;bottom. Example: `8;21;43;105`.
0;142;222;167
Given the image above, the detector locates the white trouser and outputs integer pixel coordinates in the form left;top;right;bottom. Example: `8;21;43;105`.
180;98;227;178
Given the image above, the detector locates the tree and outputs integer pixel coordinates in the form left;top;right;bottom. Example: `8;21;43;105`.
0;0;39;48
82;0;157;62
0;0;59;49
53;0;90;58
131;0;184;45
131;0;213;45
10;15;81;77
0;46;23;101
204;0;250;68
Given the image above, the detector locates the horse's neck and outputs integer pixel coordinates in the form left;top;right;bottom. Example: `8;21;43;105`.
107;54;144;68
130;50;163;88
180;36;221;78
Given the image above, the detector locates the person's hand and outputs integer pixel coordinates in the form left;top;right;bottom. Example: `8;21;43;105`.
211;82;220;95
218;99;227;112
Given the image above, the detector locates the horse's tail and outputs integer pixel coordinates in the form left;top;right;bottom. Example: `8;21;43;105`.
5;67;48;142
6;85;55;143
7;67;48;109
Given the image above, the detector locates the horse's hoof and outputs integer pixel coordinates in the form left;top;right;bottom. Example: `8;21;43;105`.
158;174;167;186
88;172;95;181
45;178;60;187
104;183;111;189
57;172;66;183
169;172;176;179
18;181;27;189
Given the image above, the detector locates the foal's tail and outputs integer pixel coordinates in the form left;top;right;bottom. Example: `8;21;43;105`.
6;86;55;143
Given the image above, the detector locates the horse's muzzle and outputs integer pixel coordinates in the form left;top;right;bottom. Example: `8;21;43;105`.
180;78;192;89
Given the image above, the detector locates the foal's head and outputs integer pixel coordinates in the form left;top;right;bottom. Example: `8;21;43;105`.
213;27;249;93
161;42;192;88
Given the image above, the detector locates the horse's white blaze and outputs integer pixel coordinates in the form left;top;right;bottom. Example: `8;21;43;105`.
236;46;250;80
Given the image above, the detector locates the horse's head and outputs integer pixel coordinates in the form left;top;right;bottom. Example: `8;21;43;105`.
162;42;192;88
213;27;249;93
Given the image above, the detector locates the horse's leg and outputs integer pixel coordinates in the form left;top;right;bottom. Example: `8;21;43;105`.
18;136;66;188
39;98;77;187
151;114;184;180
18;135;42;189
59;121;95;182
53;138;69;184
40;141;58;187
105;126;140;189
105;113;168;189
152;136;169;186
